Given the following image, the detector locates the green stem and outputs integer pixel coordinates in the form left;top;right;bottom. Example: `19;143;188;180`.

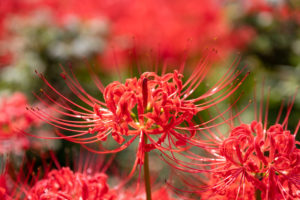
143;135;152;200
255;189;262;200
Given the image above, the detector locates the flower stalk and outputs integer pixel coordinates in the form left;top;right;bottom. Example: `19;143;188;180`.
143;134;152;200
142;77;152;200
255;189;262;200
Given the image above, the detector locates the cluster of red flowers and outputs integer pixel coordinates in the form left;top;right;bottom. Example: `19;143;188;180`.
0;0;256;68
1;64;299;199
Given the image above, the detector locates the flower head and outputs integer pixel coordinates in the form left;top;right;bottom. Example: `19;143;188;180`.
27;58;248;176
26;167;114;200
93;71;197;146
217;121;300;198
177;91;300;199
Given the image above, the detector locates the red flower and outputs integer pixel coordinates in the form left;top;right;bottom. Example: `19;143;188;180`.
101;0;231;63
26;167;114;200
28;59;248;176
179;92;300;199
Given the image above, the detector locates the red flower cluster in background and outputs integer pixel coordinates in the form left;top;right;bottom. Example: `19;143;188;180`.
0;0;256;68
0;93;39;154
239;0;300;24
0;0;31;36
0;0;31;66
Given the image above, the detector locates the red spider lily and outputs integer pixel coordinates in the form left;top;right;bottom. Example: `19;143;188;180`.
212;121;300;199
25;56;248;178
0;92;41;154
24;151;118;200
25;167;114;200
169;90;300;199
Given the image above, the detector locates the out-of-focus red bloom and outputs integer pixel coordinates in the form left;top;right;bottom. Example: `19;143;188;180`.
26;167;114;200
101;0;231;64
0;0;32;66
0;0;255;69
226;26;256;50
242;0;274;13
2;0;252;66
27;58;248;176
98;0;256;66
242;0;299;22
0;0;31;36
0;52;13;67
39;0;231;52
0;92;40;153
